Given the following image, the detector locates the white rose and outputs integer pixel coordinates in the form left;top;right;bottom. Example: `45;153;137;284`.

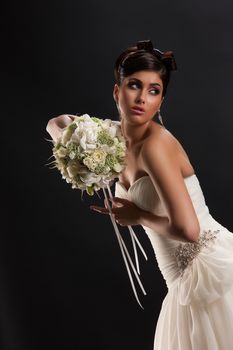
92;150;107;164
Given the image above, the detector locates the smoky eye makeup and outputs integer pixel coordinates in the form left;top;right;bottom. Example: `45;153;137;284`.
151;88;161;95
127;81;139;88
127;80;161;95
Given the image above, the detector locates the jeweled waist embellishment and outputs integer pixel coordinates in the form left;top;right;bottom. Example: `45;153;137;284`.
172;229;220;277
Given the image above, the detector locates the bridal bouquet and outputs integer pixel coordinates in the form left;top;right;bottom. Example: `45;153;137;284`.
46;113;148;309
51;114;126;195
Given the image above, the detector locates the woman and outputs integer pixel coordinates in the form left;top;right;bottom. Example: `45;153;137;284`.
46;40;233;349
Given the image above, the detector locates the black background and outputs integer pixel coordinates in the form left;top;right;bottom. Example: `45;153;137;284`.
2;0;233;349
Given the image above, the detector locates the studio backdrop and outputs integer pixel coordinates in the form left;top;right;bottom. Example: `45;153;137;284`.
2;1;233;349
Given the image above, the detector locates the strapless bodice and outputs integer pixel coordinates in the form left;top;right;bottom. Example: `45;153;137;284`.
115;174;230;289
116;174;209;219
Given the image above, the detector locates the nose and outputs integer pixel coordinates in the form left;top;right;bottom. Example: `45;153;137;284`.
135;88;146;104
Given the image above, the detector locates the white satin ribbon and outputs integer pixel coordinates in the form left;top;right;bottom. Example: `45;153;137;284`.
101;185;148;309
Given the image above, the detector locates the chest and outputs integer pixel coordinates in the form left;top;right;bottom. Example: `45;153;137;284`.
119;143;193;189
119;145;147;189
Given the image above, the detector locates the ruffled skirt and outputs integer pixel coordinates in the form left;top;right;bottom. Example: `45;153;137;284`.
153;228;233;350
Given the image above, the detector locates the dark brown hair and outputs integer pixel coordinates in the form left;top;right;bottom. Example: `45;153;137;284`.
114;39;177;97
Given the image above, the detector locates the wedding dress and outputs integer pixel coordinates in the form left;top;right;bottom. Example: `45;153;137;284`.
115;173;233;350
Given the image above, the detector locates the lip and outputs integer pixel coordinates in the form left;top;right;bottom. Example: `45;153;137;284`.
131;106;145;115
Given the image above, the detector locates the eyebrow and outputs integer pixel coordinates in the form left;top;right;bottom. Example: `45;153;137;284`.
128;78;161;88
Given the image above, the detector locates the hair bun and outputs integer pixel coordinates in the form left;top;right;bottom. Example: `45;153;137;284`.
159;50;177;71
137;40;154;52
136;39;177;71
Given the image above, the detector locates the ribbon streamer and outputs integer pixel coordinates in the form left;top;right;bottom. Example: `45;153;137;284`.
106;185;148;272
102;185;148;309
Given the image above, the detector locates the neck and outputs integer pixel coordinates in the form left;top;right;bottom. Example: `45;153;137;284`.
120;117;151;147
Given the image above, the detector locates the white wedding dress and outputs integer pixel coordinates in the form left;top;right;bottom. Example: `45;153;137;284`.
115;173;233;350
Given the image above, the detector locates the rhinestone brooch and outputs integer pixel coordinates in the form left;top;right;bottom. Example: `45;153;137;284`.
172;229;220;277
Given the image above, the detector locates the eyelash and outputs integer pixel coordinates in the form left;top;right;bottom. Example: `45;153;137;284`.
128;82;160;95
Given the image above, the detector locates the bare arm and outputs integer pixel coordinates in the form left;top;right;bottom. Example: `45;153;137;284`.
91;197;196;243
139;209;196;243
46;114;76;142
141;130;200;242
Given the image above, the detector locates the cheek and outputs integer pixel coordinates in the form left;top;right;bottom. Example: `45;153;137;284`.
148;96;162;109
120;90;134;105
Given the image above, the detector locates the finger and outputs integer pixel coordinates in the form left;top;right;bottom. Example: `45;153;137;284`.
90;206;109;214
104;198;112;209
117;220;126;226
111;197;129;205
109;198;122;207
115;219;124;226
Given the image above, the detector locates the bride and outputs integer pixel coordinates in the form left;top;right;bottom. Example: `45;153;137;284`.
46;39;233;349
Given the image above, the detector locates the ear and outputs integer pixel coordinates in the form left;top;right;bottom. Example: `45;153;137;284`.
113;84;119;104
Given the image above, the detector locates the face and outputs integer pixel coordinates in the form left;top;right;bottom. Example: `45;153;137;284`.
113;70;164;125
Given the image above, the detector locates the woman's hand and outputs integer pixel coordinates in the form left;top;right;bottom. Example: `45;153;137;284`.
46;114;76;142
90;197;143;226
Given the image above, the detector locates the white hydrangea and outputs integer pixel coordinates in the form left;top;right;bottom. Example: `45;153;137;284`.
51;114;126;195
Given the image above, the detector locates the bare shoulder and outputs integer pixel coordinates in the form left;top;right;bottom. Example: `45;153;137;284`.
141;123;195;179
140;123;199;241
142;123;178;157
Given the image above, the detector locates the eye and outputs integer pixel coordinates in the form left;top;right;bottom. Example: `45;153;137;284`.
128;82;160;95
128;82;139;89
150;89;160;95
